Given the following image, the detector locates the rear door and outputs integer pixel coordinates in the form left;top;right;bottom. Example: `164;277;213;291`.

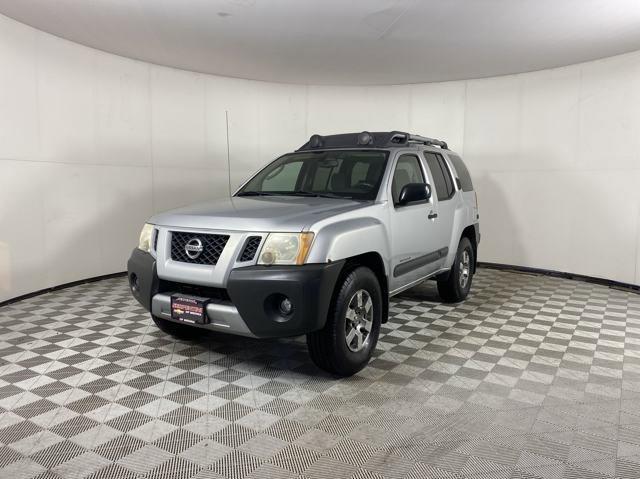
423;151;457;269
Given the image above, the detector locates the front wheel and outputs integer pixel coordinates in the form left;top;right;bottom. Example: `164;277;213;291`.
306;266;382;376
437;237;474;302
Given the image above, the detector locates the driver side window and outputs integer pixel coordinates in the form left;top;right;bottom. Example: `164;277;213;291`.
392;155;424;204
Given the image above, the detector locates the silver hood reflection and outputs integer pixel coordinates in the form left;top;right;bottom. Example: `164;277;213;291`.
149;196;371;232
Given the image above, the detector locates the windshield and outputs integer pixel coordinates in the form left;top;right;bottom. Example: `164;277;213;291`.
237;150;389;201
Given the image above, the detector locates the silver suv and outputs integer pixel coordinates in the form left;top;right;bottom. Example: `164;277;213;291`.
127;131;480;375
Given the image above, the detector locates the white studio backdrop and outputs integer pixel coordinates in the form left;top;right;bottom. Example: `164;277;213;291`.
1;14;639;301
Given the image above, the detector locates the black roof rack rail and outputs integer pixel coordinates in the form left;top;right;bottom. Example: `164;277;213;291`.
388;132;448;150
297;131;448;151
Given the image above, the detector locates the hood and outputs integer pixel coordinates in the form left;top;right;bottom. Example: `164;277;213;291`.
149;196;370;232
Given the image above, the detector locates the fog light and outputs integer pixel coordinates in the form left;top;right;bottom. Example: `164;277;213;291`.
279;297;293;316
129;273;139;292
261;251;275;265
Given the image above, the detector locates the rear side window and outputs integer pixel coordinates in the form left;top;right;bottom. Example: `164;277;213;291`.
448;154;474;192
424;152;454;201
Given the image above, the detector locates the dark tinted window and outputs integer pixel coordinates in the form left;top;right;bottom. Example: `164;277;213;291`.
392;155;424;204
448;154;474;192
424;152;455;201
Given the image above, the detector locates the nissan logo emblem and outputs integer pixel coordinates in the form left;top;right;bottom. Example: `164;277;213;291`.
184;238;204;259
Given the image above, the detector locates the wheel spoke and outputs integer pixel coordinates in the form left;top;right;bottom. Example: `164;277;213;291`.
362;319;372;332
346;327;357;344
345;308;357;321
356;290;363;308
364;296;372;315
458;248;472;289
356;330;364;350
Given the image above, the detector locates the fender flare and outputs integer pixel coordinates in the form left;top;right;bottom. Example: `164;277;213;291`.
306;217;391;276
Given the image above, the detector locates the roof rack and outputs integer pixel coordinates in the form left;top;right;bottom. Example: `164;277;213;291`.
297;131;448;151
390;132;448;150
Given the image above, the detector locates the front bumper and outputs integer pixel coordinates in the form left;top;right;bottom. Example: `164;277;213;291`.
127;248;344;338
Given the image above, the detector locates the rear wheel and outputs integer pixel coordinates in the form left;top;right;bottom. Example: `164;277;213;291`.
307;266;382;376
152;315;202;340
437;237;474;302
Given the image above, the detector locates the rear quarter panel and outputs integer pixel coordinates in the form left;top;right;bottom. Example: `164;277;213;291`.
443;192;477;268
442;151;479;268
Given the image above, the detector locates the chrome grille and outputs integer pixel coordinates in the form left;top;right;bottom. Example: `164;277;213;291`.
170;231;229;265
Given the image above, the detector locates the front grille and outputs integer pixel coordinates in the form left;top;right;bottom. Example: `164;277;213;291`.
152;229;159;251
239;236;262;262
170;231;229;265
159;279;230;302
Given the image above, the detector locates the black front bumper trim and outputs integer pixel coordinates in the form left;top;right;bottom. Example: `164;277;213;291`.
127;248;158;311
226;261;344;338
127;247;345;339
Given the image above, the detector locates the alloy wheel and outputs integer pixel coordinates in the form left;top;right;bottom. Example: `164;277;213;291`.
459;249;471;289
344;289;373;352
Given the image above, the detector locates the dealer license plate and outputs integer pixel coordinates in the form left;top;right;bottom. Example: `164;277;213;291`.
171;294;208;324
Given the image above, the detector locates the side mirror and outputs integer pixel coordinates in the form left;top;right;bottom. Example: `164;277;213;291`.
398;183;431;206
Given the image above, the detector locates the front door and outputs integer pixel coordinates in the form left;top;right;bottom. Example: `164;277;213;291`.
388;153;444;293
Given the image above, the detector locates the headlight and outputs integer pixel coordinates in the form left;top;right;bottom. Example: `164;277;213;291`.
138;223;154;252
258;233;314;265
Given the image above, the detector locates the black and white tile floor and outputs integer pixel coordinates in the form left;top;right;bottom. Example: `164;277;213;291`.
1;268;639;479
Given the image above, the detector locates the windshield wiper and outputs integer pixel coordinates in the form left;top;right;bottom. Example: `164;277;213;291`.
236;191;277;197
239;190;354;200
315;192;354;200
280;190;354;199
285;190;318;197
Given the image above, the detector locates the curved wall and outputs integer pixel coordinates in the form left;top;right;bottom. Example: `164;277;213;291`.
1;14;639;301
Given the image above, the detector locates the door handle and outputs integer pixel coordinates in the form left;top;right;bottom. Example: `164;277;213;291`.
428;212;438;219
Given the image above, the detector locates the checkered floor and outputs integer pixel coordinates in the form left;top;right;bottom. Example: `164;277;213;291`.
0;268;639;479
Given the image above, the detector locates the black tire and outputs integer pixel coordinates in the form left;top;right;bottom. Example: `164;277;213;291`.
437;237;474;303
152;315;202;340
306;266;382;376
